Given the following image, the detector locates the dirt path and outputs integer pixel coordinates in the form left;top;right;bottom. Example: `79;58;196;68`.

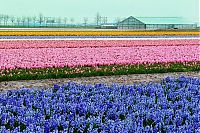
0;71;199;91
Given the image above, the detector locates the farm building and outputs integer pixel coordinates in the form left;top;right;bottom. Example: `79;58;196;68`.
118;16;197;30
100;23;118;29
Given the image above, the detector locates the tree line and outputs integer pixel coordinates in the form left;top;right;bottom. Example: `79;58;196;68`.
0;13;122;28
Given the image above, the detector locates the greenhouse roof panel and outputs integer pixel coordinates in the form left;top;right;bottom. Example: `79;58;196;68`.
135;17;195;24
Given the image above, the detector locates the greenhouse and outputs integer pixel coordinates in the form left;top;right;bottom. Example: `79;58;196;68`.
118;16;197;30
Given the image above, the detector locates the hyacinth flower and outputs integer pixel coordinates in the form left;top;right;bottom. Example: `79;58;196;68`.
0;76;199;132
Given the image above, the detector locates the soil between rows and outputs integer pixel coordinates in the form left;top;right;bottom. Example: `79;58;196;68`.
0;71;199;91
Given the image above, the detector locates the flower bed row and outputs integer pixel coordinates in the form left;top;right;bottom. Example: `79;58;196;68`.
0;62;199;82
0;39;199;49
0;76;199;132
0;31;199;36
0;35;199;39
0;45;199;70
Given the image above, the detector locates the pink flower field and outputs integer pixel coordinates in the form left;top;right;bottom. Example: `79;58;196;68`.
0;39;199;49
0;38;199;70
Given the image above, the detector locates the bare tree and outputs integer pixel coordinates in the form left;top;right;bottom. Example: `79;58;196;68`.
51;17;55;27
70;18;75;27
10;16;15;26
3;15;9;26
95;12;101;26
102;17;107;24
32;16;37;27
64;17;68;27
83;17;88;27
38;13;44;26
17;17;21;26
26;17;32;27
0;14;4;26
21;17;26;26
56;17;62;27
44;17;49;27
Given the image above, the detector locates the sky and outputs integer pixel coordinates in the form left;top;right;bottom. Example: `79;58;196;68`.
0;0;199;23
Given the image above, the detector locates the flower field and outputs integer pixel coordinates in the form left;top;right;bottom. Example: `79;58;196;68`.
1;45;199;70
0;30;200;132
0;76;199;132
0;39;199;49
0;31;199;81
0;38;199;70
0;35;199;39
0;31;199;36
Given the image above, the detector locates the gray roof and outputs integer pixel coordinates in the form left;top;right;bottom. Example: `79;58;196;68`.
126;16;195;24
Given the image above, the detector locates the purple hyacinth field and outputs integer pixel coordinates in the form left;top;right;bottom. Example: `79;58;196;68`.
0;76;199;132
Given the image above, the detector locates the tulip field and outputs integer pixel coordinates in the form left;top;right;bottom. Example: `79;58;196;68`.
0;30;199;132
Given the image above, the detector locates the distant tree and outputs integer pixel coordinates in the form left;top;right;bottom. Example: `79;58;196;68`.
70;18;75;27
0;14;4;26
38;13;44;26
16;17;21;26
64;17;68;27
3;15;9;26
51;17;55;27
44;17;49;27
95;12;101;26
83;17;88;27
32;16;37;27
21;17;26;26
102;17;107;24
26;17;32;27
10;16;15;26
56;17;62;27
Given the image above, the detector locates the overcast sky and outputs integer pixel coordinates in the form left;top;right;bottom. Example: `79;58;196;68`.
0;0;199;23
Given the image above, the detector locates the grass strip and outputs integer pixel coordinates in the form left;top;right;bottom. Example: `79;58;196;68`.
0;62;199;82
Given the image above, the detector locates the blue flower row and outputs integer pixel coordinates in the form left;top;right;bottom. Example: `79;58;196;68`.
0;36;199;39
0;76;199;132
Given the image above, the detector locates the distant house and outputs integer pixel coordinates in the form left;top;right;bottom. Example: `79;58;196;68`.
118;16;197;30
